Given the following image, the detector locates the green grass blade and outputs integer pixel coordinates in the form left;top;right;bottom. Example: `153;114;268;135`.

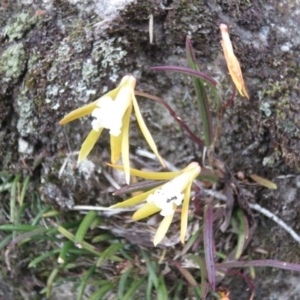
46;267;59;298
189;255;209;299
10;174;21;223
193;286;202;300
88;283;114;300
122;276;146;300
90;216;101;229
0;234;12;251
75;211;97;248
29;249;61;268
141;250;159;288
157;275;168;300
16;203;28;225
0;224;42;232
146;274;153;300
9;227;48;247
58;240;73;264
117;267;133;299
96;242;124;267
42;210;62;218
31;206;51;226
77;265;96;300
173;280;184;300
172;260;198;287
118;247;132;261
56;225;101;256
0;172;13;192
92;233;115;243
19;175;30;206
181;226;203;256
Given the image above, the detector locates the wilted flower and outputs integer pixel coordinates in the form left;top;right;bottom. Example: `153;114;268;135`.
220;23;249;99
109;162;201;246
59;75;165;184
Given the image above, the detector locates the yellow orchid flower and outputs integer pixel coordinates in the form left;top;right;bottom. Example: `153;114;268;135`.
109;162;201;246
220;23;249;99
59;75;165;184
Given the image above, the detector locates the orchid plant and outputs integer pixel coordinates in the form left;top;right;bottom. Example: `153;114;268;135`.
58;23;300;299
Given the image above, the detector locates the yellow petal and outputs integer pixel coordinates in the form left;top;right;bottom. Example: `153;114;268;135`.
121;105;132;184
78;129;103;162
132;93;166;167
107;75;134;102
180;182;192;244
158;163;200;194
59;82;123;125
110;187;159;208
132;202;160;221
153;213;175;246
106;163;181;180
110;134;122;164
113;86;132;116
220;24;249;99
59;101;98;125
106;86;122;100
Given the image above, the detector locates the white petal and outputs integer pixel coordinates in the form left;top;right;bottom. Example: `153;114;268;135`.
91;97;122;135
146;185;184;216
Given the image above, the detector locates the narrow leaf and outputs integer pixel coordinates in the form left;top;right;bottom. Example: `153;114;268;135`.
19;175;30;206
141;250;159;288
134;91;205;148
96;243;123;267
58;240;73;264
46;268;59;298
122;276;146;300
10;174;21;223
0;224;41;232
249;174;277;190
172;260;198;287
57;225;101;256
217;259;300;272
150;66;217;87
77;265;96;300
89;283;114;300
181;226;203;256
186;37;213;146
118;267;133;299
157;276;168;300
189;255;209;299
29;249;60;268
203;204;216;291
234;209;249;260
74;211;97;248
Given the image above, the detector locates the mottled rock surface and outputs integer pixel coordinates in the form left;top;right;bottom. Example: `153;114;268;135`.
1;0;300;299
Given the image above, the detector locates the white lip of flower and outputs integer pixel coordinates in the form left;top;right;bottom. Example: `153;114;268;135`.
91;96;122;136
146;183;184;217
